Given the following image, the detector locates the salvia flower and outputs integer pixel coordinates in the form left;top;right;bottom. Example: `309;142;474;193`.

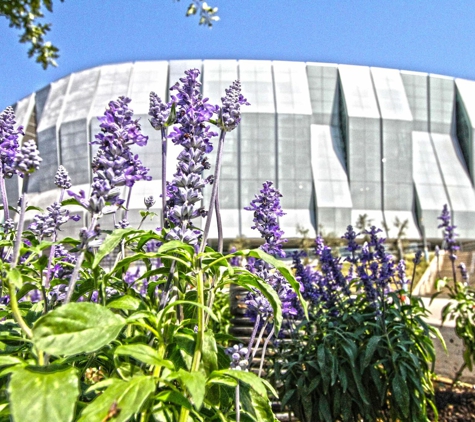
115;219;130;229
29;202;80;239
413;250;422;265
14;139;42;176
225;344;249;371
342;225;360;263
54;165;72;189
217;80;250;132
438;204;459;262
458;263;469;284
73;97;151;214
149;92;171;130
0;107;23;178
165;69;217;244
144;195;155;209
245;181;287;258
2;218;14;234
396;259;408;291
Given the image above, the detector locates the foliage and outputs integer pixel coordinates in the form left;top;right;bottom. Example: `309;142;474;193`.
0;0;219;69
0;70;295;421
272;228;442;421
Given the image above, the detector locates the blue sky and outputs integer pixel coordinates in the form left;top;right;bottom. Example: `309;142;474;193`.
1;0;475;110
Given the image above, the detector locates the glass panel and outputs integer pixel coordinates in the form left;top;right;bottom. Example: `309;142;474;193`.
239;60;275;114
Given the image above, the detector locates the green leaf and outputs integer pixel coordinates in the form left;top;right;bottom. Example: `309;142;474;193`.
231;271;283;333
77;376;155;422
9;366;79;422
156;390;191;410
363;336;381;367
115;344;174;369
92;228;137;268
158;240;194;256
33;303;126;356
241;248;308;318
0;356;23;368
392;372;409;418
8;268;23;289
177;369;206;410
202;331;218;373
107;295;143;311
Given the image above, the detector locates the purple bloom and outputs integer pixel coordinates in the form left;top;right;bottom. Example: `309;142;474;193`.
144;195;155;209
54;165;72;189
165;69;217;245
342;225;360;263
245;181;287;258
438;204;459;262
149;92;171;130
217;80;250;132
413;250;422;265
29;202;80;240
115;219;130;229
2;218;15;234
458;263;469;284
14;139;41;176
52;245;77;280
0;107;23;178
396;259;408;291
225;343;249;371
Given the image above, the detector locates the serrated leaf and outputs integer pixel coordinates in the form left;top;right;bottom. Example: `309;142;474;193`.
107;295;143;311
78;376;155;422
92;228;136;268
33;303;125;356
9;366;79;422
115;344;174;369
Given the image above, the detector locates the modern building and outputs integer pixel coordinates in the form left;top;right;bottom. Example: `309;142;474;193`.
6;60;475;241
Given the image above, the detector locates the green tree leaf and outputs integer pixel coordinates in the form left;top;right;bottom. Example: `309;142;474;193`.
9;366;79;422
33;303;125;356
107;295;143;311
77;376;155;422
8;268;23;289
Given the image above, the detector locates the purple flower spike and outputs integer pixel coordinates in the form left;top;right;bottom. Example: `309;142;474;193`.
438;204;459;262
29;202;79;240
14;139;42;176
217;80;250;132
55;165;72;189
149;92;171;130
0;107;24;178
225;344;249;371
165;69;217;244
458;263;469;284
245;181;287;258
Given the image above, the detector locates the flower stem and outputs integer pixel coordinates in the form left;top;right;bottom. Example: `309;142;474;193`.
200;130;226;253
8;279;32;339
0;170;9;222
258;326;274;377
245;314;261;363
161;127;167;228
64;215;98;304
215;195;223;253
11;194;26;267
235;383;240;422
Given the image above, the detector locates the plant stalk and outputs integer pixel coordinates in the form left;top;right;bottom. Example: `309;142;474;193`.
200;130;226;253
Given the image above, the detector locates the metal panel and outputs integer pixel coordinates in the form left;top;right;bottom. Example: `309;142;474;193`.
311;124;351;234
273;61;312;115
239;60;275;114
128;61;169;115
400;71;429;131
307;63;339;126
429;74;455;134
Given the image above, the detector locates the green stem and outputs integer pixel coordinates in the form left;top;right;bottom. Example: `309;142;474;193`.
179;270;205;422
8;281;32;338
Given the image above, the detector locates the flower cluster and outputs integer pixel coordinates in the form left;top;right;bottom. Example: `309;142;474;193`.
217;80;250;132
70;97;151;214
165;69;217;245
438;204;459;262
54;165;72;189
225;344;249;371
149;92;171;130
244;181;287;258
0;107;23;178
29;202;80;240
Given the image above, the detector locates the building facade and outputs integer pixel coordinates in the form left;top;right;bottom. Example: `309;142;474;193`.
7;60;475;240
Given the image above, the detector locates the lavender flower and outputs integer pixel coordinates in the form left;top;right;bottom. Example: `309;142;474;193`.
54;165;72;189
0;107;23;178
217;80;250;132
165;69;217;245
52;245;77;280
458;263;469;285
396;259;408;291
144;195;155;209
245;181;287;258
225;344;249;371
115;219;130;229
2;218;14;234
149;92;171;130
342;225;359;264
14;139;42;176
413;250;422;265
438;204;459;262
71;97;151;214
29;202;80;240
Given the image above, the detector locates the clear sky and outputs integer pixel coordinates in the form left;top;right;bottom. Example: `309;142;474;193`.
1;0;475;110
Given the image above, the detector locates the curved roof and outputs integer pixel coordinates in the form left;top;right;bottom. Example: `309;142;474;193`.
8;60;475;240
